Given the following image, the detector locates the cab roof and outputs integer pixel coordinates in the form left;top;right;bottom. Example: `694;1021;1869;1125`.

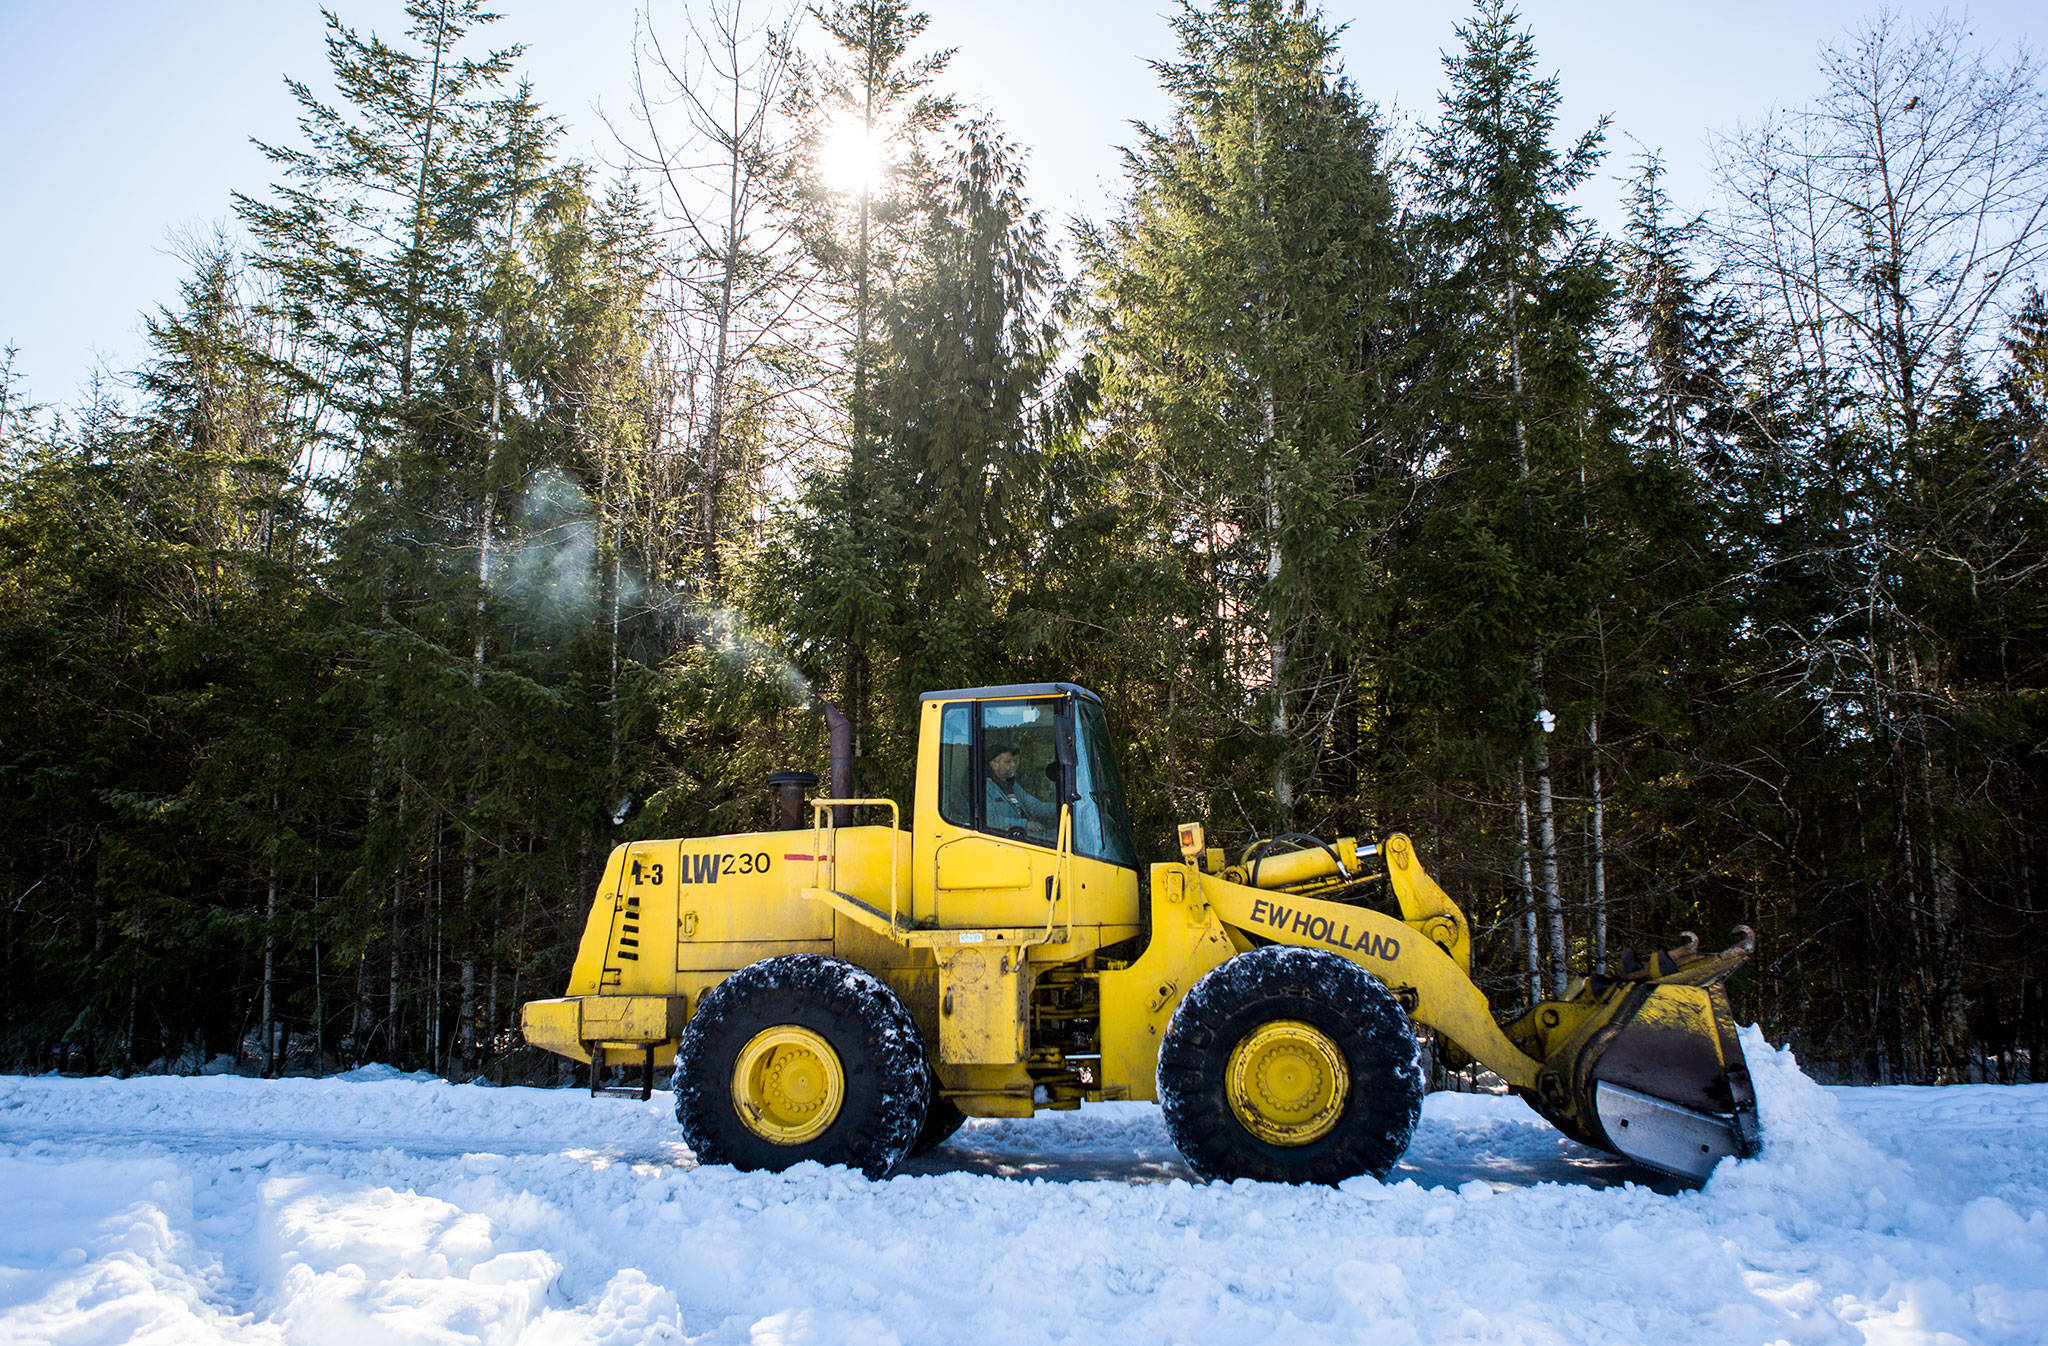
917;682;1102;705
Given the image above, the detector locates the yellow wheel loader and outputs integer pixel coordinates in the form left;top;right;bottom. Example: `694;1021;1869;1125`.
522;682;1760;1185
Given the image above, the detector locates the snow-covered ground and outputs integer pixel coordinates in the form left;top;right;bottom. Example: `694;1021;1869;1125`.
1;1030;2043;1345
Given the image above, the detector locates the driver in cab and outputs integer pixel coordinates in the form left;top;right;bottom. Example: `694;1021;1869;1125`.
985;741;1057;844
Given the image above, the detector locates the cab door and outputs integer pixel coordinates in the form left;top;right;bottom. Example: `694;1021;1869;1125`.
926;697;1067;929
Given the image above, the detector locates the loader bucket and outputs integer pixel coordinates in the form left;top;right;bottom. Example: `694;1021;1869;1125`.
1530;932;1761;1185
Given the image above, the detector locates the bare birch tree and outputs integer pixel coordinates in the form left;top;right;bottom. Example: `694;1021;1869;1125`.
1715;11;2048;449
620;0;815;592
1713;11;2048;1079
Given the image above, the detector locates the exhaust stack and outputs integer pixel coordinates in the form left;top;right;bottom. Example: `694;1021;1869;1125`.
822;701;853;827
765;770;817;830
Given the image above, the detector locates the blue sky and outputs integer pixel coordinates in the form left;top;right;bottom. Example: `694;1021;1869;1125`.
2;0;2040;408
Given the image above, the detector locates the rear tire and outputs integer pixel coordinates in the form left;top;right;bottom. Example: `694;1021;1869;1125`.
1159;945;1423;1184
674;955;930;1178
907;1092;968;1157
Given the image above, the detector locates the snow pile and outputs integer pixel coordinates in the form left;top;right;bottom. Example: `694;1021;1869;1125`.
1708;1029;1915;1224
3;1034;2045;1344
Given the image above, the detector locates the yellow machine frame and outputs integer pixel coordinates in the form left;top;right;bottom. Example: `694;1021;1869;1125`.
523;681;1758;1182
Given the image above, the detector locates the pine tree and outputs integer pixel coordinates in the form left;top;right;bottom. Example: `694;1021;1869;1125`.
756;113;1062;807
238;2;517;433
1085;0;1403;834
1407;0;1616;999
0;235;334;1073
870;118;1060;693
230;3;674;1070
786;0;957;771
1617;153;1749;485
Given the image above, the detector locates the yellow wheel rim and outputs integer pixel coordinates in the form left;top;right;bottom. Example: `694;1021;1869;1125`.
1226;1020;1348;1146
731;1026;845;1145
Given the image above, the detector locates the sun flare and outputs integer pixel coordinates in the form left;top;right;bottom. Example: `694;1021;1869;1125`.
820;117;889;195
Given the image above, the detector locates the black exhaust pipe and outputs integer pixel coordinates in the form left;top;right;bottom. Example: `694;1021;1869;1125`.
766;770;817;830
822;701;853;827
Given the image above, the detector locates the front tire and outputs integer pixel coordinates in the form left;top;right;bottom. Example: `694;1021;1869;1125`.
1158;945;1423;1184
674;955;930;1178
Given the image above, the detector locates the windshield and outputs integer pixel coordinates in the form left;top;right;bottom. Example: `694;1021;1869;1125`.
1070;697;1139;868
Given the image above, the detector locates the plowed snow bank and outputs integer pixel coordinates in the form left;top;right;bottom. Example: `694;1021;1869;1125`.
2;1029;2043;1345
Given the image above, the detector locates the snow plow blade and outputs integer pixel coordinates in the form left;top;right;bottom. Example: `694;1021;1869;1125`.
1526;929;1761;1185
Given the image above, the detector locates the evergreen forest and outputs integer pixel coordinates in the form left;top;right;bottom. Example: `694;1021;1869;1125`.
3;0;2045;1088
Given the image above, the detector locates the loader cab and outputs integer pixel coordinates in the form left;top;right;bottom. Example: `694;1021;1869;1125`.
912;683;1142;944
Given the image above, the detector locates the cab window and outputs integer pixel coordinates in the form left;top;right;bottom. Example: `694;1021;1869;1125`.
937;703;974;829
980;699;1062;846
1070;697;1139;868
934;694;1134;865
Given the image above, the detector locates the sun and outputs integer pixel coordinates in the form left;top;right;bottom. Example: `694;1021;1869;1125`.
820;116;889;195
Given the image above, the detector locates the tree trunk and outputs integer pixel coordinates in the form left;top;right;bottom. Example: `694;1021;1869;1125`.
312;922;324;1074
350;950;368;1068
431;831;443;1073
387;871;402;1063
1247;72;1291;829
697;69;747;591
261;859;278;1077
397;0;453;404
455;146;523;1081
1266;462;1290;828
1517;760;1540;1009
1533;740;1565;995
455;955;476;1081
842;80;877;778
1589;714;1608;975
122;973;138;1078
